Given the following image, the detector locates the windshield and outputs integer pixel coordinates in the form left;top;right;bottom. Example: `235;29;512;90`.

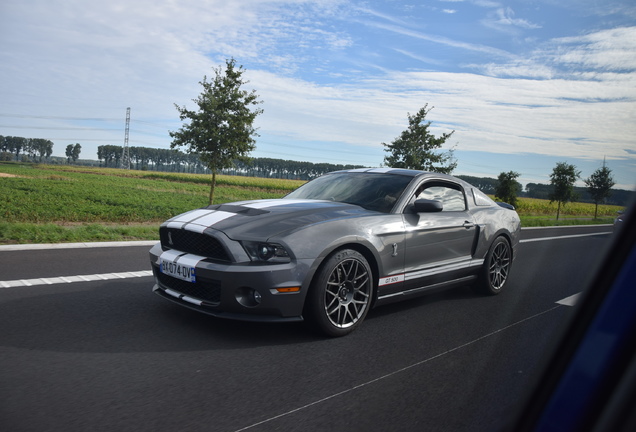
285;172;414;213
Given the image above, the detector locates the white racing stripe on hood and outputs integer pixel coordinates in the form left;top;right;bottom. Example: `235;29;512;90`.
167;200;316;233
166;209;235;232
188;210;235;229
243;199;316;209
167;209;212;225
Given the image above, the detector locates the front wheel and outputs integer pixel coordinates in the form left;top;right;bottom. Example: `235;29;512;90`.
474;236;512;295
305;249;373;337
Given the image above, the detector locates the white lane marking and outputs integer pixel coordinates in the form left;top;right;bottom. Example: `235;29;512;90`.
520;232;611;243
557;293;581;306
522;225;612;230
0;271;153;289
0;241;158;252
232;305;564;432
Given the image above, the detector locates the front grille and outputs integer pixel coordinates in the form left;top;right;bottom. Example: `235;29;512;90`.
156;270;221;304
160;227;231;262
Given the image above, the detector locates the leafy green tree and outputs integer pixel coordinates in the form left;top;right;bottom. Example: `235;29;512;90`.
495;171;521;208
29;138;53;162
549;162;581;220
66;143;82;163
170;58;264;204
72;143;82;162
383;104;456;174
97;145;122;167
585;162;615;219
66;145;72;163
2;136;27;160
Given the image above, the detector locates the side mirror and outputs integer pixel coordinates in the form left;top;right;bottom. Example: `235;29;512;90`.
413;199;443;213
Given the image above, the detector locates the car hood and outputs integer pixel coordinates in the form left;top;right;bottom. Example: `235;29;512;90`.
163;199;376;240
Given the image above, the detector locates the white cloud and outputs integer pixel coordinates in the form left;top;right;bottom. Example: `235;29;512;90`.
481;7;542;34
361;21;515;59
548;27;636;72
471;26;636;78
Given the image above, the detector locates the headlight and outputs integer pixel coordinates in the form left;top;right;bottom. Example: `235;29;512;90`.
242;241;291;263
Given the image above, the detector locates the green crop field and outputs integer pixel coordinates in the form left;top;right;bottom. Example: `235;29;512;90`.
0;162;302;244
0;162;620;244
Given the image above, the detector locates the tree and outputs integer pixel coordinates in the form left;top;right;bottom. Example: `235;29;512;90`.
495;171;521;208
29;138;53;162
170;58;264;204
65;144;74;163
5;136;27;160
65;143;81;164
72;143;82;162
97;145;121;167
549;162;581;220
383;104;456;174
585;161;615;219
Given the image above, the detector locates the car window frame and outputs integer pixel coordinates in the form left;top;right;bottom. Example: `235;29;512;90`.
403;179;469;214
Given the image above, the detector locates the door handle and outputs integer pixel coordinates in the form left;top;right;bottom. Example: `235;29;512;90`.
463;221;475;229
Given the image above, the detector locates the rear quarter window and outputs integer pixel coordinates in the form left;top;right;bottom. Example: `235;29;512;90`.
472;189;495;207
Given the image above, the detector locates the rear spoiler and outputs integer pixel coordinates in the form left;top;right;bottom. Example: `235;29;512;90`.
496;202;515;210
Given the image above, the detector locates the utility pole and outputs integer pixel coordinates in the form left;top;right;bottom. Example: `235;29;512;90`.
121;107;131;169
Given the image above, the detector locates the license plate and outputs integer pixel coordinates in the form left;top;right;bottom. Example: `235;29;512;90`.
160;259;196;283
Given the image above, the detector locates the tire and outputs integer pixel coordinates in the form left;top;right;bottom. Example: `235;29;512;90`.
475;236;512;295
305;249;374;337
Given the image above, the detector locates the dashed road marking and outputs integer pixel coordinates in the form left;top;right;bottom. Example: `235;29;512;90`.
520;232;611;243
557;293;581;306
0;271;153;288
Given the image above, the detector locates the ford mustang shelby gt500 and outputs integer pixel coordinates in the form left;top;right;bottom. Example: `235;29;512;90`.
149;168;520;336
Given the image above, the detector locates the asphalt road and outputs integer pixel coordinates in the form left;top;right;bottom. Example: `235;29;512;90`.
0;225;614;432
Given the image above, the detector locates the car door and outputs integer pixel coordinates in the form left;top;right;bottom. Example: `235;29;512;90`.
398;180;478;294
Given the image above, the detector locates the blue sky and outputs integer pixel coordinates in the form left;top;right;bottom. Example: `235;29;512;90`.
1;0;635;189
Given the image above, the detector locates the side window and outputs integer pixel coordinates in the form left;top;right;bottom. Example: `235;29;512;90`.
415;183;466;212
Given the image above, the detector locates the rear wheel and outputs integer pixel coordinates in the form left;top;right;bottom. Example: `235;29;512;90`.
475;236;512;295
305;249;373;337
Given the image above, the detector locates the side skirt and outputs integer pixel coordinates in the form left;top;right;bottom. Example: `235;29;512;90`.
375;275;477;307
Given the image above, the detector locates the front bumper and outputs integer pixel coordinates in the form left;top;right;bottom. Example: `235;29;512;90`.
149;243;312;322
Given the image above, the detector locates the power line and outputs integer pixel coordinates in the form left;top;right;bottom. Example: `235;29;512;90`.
0;125;122;132
0;113;121;122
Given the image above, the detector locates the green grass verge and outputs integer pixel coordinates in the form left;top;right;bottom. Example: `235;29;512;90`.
0;222;159;244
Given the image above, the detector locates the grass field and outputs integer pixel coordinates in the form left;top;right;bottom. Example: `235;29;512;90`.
0;162;621;244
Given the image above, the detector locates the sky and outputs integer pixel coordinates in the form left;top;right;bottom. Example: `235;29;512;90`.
1;0;635;190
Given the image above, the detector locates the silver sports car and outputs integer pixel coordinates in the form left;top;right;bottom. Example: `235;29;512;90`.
149;168;521;336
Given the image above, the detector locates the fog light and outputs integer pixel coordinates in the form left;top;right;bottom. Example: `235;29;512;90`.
253;290;262;304
235;287;262;308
